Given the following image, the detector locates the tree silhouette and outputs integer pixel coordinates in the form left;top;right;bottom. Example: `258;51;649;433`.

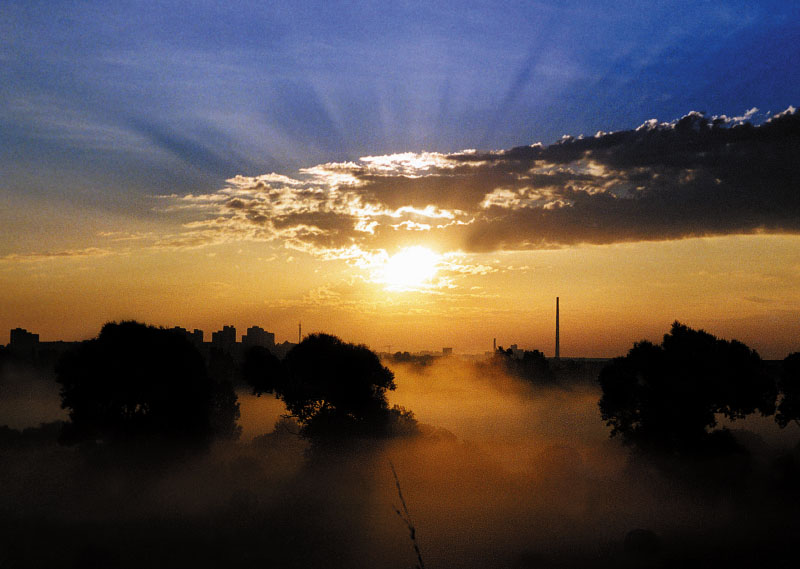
242;345;285;395
598;322;776;456
57;321;241;450
245;333;416;442
776;352;800;428
493;347;554;384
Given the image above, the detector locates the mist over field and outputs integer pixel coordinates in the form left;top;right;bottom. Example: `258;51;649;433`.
0;360;65;429
2;350;800;569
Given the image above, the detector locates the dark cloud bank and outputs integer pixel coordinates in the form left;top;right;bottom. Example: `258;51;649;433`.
170;108;800;255
457;108;800;250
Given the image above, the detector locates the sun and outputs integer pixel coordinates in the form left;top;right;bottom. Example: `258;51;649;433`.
379;246;440;289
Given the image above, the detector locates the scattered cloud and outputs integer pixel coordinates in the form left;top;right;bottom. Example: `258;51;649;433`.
0;247;113;263
96;231;157;242
744;296;775;305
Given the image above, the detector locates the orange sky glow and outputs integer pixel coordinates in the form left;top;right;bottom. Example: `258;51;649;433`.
3;229;799;359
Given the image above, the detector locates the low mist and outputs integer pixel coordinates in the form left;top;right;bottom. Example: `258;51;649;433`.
388;357;616;473
376;358;800;567
0;359;65;429
2;355;799;568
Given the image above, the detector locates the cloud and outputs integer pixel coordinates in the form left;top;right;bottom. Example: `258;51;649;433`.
96;231;157;242
160;107;800;256
0;247;113;263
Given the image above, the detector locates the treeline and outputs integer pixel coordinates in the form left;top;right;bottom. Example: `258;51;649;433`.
2;319;799;464
2;319;800;569
599;321;800;458
489;321;800;459
1;321;418;455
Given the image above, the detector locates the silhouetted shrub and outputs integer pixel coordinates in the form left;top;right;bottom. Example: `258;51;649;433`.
624;528;661;555
492;347;554;384
56;321;240;451
387;351;438;367
0;421;64;448
242;345;285;395
598;322;776;456
245;333;417;443
776;352;800;428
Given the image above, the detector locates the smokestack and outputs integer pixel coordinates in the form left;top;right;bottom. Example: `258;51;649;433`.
555;297;560;360
493;337;496;351
298;322;302;344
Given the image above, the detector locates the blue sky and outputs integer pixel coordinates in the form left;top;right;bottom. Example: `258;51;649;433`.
3;0;798;209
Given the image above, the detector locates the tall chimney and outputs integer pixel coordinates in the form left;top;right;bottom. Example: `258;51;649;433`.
298;321;302;344
555;297;560;359
493;337;496;351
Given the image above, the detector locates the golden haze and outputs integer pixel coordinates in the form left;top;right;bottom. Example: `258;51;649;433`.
1;235;799;359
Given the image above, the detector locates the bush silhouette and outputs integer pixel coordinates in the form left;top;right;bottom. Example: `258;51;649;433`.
57;321;240;450
245;333;416;442
493;346;554;384
242;345;285;395
777;352;800;428
598;322;776;456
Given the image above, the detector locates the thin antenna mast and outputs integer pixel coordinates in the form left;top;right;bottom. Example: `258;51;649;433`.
555;297;560;360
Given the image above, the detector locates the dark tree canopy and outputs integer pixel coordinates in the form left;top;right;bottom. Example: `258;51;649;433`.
777;352;800;428
242;345;284;395
598;322;776;456
493;347;554;384
57;321;241;450
245;333;415;441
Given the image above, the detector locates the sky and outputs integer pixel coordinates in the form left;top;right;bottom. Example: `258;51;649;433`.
2;1;799;357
